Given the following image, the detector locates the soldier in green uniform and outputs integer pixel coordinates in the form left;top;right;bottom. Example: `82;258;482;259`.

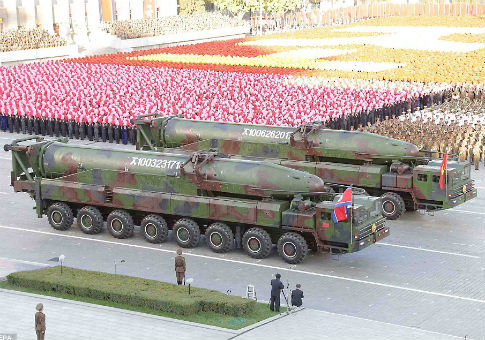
35;303;46;340
174;248;186;285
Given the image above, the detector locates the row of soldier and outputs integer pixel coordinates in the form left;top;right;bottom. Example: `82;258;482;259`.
363;99;485;170
0;114;137;146
105;13;246;39
0;28;66;52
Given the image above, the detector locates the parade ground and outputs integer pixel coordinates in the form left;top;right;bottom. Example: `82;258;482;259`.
0;132;483;340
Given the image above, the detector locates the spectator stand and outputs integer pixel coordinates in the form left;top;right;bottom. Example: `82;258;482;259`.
0;28;77;65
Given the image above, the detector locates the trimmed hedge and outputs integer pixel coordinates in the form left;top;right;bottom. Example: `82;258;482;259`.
7;267;255;316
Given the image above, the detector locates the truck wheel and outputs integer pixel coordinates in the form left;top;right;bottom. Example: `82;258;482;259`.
142;214;168;244
77;206;104;234
277;232;308;264
173;218;200;248
205;222;234;253
47;202;74;231
242;228;272;259
107;210;134;239
381;192;405;220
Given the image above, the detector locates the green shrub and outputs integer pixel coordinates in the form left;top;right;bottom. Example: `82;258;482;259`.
7;267;255;316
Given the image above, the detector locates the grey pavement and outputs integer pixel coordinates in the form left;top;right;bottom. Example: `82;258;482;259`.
0;288;462;340
0;132;484;339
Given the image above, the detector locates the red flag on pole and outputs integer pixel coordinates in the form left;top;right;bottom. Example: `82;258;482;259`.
439;150;447;190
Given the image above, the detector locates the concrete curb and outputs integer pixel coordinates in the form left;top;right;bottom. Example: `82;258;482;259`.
0;45;79;63
231;307;305;338
0;288;237;334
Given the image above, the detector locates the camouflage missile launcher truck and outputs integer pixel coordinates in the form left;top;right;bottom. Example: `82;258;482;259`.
5;137;388;264
135;114;477;220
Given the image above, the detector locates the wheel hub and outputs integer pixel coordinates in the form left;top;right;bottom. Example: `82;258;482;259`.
111;218;123;232
51;211;62;224
177;227;190;243
282;241;297;258
80;215;93;229
210;232;223;247
145;223;157;238
247;237;261;253
383;201;396;214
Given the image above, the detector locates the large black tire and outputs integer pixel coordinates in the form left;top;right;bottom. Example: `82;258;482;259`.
277;232;308;264
205;222;234;253
381;192;405;220
173;218;200;248
242;228;272;259
107;210;134;239
142;214;169;244
47;202;74;231
77;206;104;234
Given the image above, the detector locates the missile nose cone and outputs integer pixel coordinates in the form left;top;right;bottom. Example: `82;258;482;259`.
309;176;326;193
406;143;420;157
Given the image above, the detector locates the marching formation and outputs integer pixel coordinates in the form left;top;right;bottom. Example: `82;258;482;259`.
0;28;66;52
0;61;460;139
104;13;247;39
364;99;485;169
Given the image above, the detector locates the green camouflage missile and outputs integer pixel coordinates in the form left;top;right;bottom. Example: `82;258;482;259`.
135;114;477;220
5;137;389;264
137;115;419;163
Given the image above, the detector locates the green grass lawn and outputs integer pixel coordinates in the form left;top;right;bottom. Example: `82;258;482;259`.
1;268;285;330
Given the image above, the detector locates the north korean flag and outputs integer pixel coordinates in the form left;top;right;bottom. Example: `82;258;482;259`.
332;185;353;223
439;150;447;190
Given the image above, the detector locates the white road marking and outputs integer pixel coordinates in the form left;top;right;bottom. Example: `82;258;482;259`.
0;156;11;160
0;256;50;267
0;225;484;305
447;209;485;216
311;309;467;340
378;243;480;259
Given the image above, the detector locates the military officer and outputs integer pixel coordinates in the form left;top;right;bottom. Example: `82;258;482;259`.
35;303;46;340
174;248;186;285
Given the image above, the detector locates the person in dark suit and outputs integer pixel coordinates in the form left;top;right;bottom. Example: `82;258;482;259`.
35;303;46;340
291;284;304;307
270;273;284;312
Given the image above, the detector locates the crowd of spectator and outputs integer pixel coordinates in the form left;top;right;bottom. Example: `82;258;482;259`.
104;13;247;39
0;28;66;52
0;60;427;131
1;60;477;147
364;98;485;169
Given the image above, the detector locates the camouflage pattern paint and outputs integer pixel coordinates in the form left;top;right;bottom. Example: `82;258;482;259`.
135;115;477;212
5;137;388;255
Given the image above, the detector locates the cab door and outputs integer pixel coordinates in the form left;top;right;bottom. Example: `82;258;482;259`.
413;171;431;200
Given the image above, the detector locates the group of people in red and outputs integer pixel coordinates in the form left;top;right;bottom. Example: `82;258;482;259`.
0;60;450;137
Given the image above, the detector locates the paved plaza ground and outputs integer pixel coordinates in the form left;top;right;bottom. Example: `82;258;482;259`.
0;288;462;340
0;132;483;339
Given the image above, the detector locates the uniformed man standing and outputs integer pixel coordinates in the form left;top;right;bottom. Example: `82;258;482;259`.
35;303;46;340
174;248;186;285
270;273;284;312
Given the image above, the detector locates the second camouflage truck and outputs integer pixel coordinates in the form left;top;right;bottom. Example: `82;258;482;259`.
135;115;477;220
5;137;388;264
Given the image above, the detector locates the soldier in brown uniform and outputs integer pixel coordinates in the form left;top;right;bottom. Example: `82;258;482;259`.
35;303;46;340
473;146;481;170
174;248;186;285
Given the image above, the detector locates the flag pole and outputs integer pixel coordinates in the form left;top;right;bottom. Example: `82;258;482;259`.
350;185;353;245
445;150;448;198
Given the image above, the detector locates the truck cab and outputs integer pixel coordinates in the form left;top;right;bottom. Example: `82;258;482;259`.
413;160;476;210
313;193;388;254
